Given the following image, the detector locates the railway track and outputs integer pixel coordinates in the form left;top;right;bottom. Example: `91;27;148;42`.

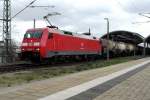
0;56;143;74
0;60;88;74
0;63;41;73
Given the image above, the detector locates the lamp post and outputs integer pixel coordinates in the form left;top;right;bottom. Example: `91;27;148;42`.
143;39;146;57
104;18;110;60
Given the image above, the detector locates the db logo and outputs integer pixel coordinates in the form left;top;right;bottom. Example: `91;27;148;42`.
81;43;84;47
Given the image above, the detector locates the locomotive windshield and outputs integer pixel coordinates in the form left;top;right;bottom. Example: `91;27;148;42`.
24;31;43;39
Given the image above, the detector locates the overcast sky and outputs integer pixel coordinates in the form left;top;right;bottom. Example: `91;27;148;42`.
1;0;150;43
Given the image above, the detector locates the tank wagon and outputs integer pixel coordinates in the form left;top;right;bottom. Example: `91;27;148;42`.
21;26;102;62
101;39;136;57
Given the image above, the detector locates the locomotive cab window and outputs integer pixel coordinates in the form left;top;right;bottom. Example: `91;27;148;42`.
24;31;43;39
24;33;31;38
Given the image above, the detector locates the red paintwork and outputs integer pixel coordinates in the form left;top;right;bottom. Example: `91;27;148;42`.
21;27;102;59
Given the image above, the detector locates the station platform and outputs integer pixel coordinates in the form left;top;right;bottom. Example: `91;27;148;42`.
0;57;150;100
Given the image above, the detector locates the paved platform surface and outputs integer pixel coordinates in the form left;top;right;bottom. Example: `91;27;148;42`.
94;64;150;100
0;57;150;100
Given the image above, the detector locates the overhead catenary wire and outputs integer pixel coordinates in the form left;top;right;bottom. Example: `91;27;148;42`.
11;0;38;19
132;13;150;24
115;0;150;25
132;21;150;24
30;5;55;8
139;13;150;19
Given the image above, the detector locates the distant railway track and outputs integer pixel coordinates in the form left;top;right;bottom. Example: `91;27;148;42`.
0;60;89;74
0;63;41;73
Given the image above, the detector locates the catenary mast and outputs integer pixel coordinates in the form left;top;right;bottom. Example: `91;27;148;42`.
3;0;12;62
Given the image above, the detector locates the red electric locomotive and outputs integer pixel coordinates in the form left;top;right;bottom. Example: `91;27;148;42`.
21;26;102;62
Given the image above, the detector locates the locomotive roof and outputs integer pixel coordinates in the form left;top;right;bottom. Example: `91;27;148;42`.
26;27;99;40
48;27;99;40
101;30;144;44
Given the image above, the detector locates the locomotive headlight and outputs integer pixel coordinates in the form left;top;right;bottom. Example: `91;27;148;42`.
35;48;40;51
34;42;40;46
22;43;28;46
